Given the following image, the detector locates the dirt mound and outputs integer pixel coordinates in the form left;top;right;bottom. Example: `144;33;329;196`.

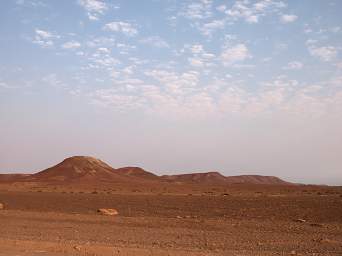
115;167;159;180
30;156;129;183
161;171;227;184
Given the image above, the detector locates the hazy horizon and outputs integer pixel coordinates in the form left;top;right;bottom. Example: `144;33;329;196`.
1;0;342;185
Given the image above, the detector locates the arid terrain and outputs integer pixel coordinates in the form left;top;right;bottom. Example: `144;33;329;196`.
0;156;341;255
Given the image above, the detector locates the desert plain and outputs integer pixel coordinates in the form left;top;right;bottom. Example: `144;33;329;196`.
0;156;341;256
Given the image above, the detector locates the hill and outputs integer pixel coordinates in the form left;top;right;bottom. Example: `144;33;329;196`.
115;167;159;180
161;172;290;185
30;156;130;183
161;171;227;184
225;175;291;185
0;156;293;186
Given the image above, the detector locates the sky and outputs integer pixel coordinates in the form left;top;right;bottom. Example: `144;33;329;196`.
0;0;341;185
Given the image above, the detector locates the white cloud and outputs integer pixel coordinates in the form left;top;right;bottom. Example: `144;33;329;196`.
103;21;138;36
330;26;341;33
280;14;298;23
221;44;251;66
62;40;81;49
216;77;336;117
216;5;226;12
180;0;213;20
305;39;317;46
0;81;12;89
89;55;120;69
41;73;65;87
179;1;227;37
202;53;215;59
78;0;108;21
246;15;259;24
116;43;137;55
190;44;204;54
140;36;169;48
309;46;338;62
86;36;116;48
87;69;342;122
35;29;53;39
32;29;60;48
97;47;110;54
199;19;225;36
16;0;46;7
145;69;199;91
90;88;145;110
188;57;204;67
184;44;216;68
142;70;202;113
226;0;286;24
283;61;304;70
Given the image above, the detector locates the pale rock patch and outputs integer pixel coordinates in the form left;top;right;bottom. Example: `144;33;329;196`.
98;208;119;216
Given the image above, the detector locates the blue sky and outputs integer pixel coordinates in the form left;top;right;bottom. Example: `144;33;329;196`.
0;0;342;185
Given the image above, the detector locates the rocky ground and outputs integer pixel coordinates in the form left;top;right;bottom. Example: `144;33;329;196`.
0;187;341;255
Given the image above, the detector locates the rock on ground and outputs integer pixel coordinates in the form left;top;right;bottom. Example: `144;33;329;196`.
97;208;118;216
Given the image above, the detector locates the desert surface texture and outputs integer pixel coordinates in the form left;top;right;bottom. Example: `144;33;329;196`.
0;156;341;256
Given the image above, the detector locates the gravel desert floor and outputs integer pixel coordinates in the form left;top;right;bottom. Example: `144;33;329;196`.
0;187;342;256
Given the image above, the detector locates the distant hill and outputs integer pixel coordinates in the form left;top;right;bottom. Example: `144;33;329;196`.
0;155;293;186
115;167;159;180
31;156;131;183
225;175;291;185
161;171;227;184
161;172;290;185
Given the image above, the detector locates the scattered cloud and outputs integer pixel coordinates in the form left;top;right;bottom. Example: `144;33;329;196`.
221;44;251;66
140;36;169;48
7;2;342;119
62;40;81;49
78;0;108;21
88;74;342;120
224;0;286;24
330;26;341;33
103;21;138;36
199;19;225;36
280;14;298;23
145;69;199;92
32;29;60;48
179;0;213;20
97;47;110;54
182;44;216;68
85;47;120;69
41;73;65;87
283;61;304;70
0;81;12;89
188;57;204;67
116;43;137;55
216;5;226;12
90;88;145;110
15;0;47;7
309;45;338;62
